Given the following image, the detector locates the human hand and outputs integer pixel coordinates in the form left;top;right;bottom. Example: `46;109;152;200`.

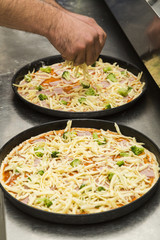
69;12;106;52
47;11;106;65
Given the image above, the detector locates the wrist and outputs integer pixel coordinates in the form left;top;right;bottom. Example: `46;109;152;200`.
46;9;66;47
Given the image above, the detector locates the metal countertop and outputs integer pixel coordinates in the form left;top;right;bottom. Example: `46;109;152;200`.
0;1;160;239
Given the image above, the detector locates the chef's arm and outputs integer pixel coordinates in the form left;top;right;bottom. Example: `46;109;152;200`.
0;0;106;65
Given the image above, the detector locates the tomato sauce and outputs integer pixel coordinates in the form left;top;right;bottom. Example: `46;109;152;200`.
41;77;61;87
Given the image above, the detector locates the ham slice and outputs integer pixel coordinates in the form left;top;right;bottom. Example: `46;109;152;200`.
52;63;62;70
40;90;52;96
53;87;64;95
101;81;111;88
77;131;92;136
61;97;70;102
140;167;155;178
20;196;29;204
62;79;72;84
54;69;64;76
31;138;45;143
118;139;130;147
119;79;126;84
128;77;135;82
41;102;50;108
72;85;81;90
49;80;61;86
34;158;41;167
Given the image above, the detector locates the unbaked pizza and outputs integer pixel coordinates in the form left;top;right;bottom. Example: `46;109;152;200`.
15;59;145;112
0;121;159;214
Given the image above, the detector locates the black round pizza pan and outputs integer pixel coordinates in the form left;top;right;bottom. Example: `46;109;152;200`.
12;55;147;118
0;119;159;224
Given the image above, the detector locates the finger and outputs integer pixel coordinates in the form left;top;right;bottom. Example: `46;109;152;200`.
85;18;107;48
88;20;107;50
86;26;106;60
85;36;98;65
87;29;105;66
99;29;107;49
92;25;106;50
94;34;102;61
73;49;86;66
61;55;74;62
61;50;75;62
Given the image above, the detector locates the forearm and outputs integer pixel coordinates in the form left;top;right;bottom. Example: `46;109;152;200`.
0;0;61;37
0;0;106;65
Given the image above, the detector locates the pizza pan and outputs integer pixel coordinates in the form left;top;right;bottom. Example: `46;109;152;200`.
12;55;147;118
0;119;159;224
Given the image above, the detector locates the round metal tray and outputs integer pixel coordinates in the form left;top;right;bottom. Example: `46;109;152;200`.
12;55;147;118
0;119;159;224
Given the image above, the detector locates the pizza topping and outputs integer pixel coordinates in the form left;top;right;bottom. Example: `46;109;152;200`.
78;97;86;104
24;73;32;83
63;131;77;141
38;94;48;101
40;66;52;73
118;87;129;97
85;87;96;96
53;87;64;95
93;132;107;145
131;146;144;155
61;99;68;105
51;151;59;158
116;160;125;167
107;73;117;82
20;196;29;204
105;103;111;110
140;167;155;178
103;66;112;73
34;158;41;167
36;198;53;208
62;71;70;81
91;62;96;67
107;172;114;181
36;85;43;91
76;130;91;137
100;81;111;88
97;186;105;191
70;159;81;167
81;81;90;88
119;152;130;157
38;170;44;176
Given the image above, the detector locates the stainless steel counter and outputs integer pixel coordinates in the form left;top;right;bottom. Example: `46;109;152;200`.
0;0;160;239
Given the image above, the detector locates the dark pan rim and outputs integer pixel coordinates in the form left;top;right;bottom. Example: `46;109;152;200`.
0;119;159;224
12;55;147;117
